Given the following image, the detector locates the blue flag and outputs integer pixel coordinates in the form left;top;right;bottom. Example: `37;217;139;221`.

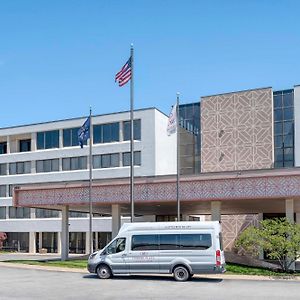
78;116;90;148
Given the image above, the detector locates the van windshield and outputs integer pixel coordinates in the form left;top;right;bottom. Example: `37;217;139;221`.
106;237;126;254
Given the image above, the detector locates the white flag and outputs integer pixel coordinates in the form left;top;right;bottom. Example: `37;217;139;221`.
167;104;177;136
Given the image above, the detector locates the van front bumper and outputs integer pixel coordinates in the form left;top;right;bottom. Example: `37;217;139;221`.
87;261;98;273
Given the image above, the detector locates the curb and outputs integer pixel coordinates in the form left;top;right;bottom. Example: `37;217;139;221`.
1;262;300;281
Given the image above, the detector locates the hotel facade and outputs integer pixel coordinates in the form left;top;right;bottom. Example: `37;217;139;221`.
1;85;300;256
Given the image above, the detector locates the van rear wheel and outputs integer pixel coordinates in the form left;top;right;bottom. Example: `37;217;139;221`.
96;265;111;279
173;266;190;282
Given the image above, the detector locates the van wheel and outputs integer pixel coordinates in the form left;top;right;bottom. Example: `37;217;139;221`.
96;265;111;279
173;266;190;282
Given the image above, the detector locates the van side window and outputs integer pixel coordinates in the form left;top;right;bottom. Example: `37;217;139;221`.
106;237;126;254
131;234;212;251
131;235;159;251
159;234;180;250
180;234;211;250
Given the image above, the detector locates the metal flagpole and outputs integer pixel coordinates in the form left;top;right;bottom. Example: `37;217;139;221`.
89;107;93;254
176;92;180;221
130;44;135;222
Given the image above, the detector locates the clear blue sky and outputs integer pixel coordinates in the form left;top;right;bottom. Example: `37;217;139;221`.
0;0;299;127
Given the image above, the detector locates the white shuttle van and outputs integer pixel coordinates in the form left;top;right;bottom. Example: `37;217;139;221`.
87;221;225;281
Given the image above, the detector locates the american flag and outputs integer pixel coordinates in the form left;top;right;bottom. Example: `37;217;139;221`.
115;56;132;87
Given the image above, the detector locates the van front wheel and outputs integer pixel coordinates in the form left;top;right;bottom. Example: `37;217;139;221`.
173;266;190;282
96;265;112;279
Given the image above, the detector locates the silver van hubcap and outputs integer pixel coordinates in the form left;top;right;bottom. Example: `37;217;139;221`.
174;267;189;281
97;266;110;279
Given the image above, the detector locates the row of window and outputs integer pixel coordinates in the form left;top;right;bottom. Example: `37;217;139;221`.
106;234;212;255
0;207;88;219
0;152;141;175
0;120;141;154
38;120;141;149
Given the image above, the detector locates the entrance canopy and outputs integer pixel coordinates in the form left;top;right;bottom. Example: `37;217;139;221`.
14;168;300;215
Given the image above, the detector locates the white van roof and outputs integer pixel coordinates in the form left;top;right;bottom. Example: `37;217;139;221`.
118;221;220;235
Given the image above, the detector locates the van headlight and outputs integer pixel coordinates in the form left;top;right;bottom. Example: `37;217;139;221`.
89;252;98;260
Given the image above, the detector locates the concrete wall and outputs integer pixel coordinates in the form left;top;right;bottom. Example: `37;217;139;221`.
154;109;177;175
201;88;274;172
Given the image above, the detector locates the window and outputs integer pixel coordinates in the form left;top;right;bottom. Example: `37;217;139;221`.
93;153;119;169
159;234;180;250
62;156;87;171
0;164;6;176
37;130;59;149
9;161;31;175
9;207;30;219
273;90;294;168
0;207;6;219
0;142;7;154
19;139;31;152
36;208;59;218
9;185;14;197
69;211;88;218
180;234;211;250
36;159;59;173
131;234;212;251
132;235;159;251
0;185;6;197
63;127;83;147
93;122;119;144
106;238;126;254
123;119;141;141
122;151;141;166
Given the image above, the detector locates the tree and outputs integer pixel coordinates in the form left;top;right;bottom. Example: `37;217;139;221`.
0;232;7;250
235;218;300;272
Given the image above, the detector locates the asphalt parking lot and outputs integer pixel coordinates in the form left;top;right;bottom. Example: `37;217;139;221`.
1;264;300;300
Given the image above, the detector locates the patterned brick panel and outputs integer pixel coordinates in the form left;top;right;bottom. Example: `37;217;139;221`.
201;88;273;173
14;174;300;207
221;214;261;251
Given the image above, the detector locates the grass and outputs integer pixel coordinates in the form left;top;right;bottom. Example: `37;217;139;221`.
226;263;299;277
5;259;88;269
4;259;300;277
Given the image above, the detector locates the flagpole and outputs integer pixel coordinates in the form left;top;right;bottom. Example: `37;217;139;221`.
89;107;93;254
176;92;180;221
130;44;135;222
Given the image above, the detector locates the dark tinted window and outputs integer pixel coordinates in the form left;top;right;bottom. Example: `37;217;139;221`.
122;151;141;166
273;94;282;108
180;234;212;250
9;207;30;219
36;208;59;218
62;156;87;170
132;235;159;251
19;139;31;152
63;127;82;147
37;131;59;149
123;119;141;141
93;153;119;169
273;90;295;168
0;142;7;154
0;164;6;176
36;159;59;173
159;234;180;250
283;93;293;107
93;123;119;144
0;185;6;197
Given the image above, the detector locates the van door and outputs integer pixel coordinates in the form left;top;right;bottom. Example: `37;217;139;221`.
124;234;160;274
104;237;127;274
